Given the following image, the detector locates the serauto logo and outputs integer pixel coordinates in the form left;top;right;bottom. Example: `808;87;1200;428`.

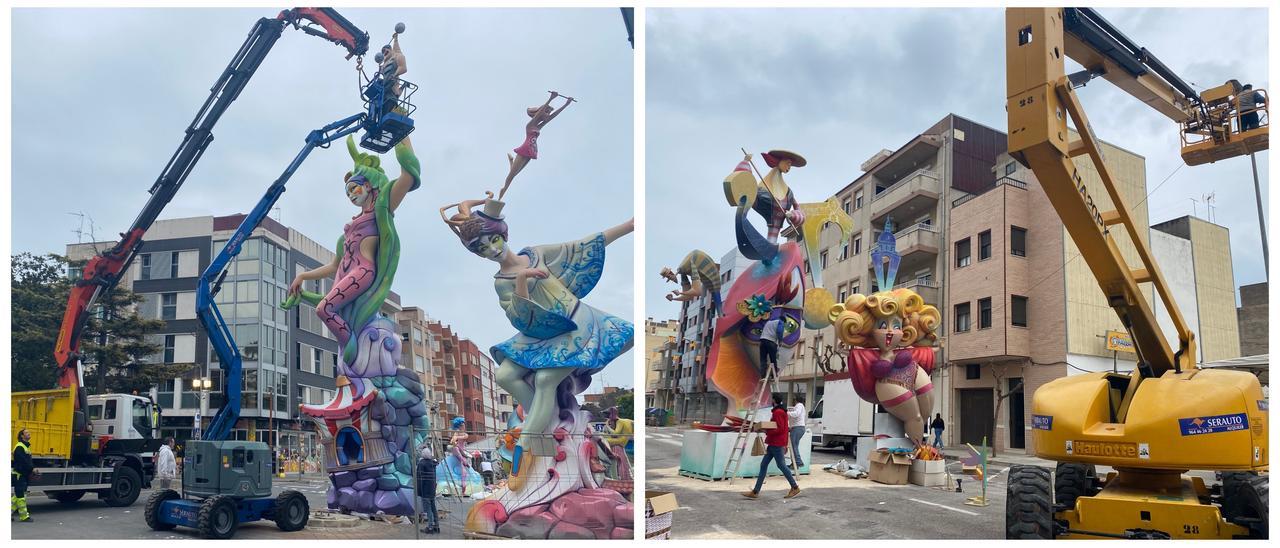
1178;413;1248;436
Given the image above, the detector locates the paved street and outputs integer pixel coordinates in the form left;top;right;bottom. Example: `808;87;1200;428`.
11;474;475;540
646;426;1006;540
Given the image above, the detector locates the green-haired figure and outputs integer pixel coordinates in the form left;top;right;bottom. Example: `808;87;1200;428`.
288;135;420;365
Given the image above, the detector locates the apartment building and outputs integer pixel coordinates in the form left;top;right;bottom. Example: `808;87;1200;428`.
66;215;401;454
1236;282;1268;357
789;114;1007;411
645;318;679;409
422;321;497;442
395;306;439;425
946;152;1238;454
670;248;756;422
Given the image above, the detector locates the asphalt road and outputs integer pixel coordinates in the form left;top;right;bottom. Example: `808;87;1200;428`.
11;474;475;540
646;426;1006;540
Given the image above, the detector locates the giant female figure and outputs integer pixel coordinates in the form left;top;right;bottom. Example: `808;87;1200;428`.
284;135;428;516
442;195;635;539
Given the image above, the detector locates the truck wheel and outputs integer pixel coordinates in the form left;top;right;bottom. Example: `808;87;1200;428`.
145;489;180;531
273;490;310;532
1224;475;1267;539
1006;465;1054;539
1053;462;1096;510
1220;472;1258;520
51;490;86;504
198;495;239;539
103;466;142;507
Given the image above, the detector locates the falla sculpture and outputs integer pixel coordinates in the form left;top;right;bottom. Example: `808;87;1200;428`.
829;220;941;447
440;107;635;537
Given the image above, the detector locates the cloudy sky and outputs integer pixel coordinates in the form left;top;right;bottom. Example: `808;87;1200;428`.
645;7;1269;322
10;8;635;389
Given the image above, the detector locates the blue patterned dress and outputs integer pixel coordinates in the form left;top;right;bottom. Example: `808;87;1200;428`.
491;233;634;370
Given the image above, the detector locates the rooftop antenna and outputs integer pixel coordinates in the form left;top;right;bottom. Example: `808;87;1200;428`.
1202;192;1216;223
1189;197;1200;219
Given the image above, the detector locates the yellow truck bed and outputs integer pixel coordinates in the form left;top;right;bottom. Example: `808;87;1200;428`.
12;387;74;459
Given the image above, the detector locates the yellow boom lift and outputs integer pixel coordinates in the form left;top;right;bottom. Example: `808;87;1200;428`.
1003;7;1268;539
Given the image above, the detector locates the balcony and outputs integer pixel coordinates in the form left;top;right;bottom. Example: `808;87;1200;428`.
893;278;940;305
894;222;941;257
870;169;942;226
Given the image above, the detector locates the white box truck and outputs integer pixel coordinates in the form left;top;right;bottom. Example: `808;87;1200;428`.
807;373;875;454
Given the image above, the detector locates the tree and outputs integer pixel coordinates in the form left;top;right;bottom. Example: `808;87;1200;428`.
11;253;72;391
616;391;634;419
988;366;1025;458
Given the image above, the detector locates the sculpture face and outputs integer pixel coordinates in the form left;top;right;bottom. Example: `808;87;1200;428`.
346;176;372;207
872;316;904;350
470;233;507;260
777;158;792;173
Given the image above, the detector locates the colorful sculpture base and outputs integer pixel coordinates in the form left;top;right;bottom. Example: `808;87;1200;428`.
303;316;430;516
465;411;634;539
436;454;486;496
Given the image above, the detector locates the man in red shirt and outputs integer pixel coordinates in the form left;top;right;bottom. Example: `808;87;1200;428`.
742;396;801;499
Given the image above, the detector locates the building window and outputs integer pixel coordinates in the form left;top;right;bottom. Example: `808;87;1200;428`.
955;238;971;268
842;199;850;214
837;284;847;304
966;364;981;380
140;254;152;280
840;242;849;261
1012;295;1029;327
978;297;992;329
854;188;864;209
1011;226;1027;257
1005;162;1017;176
851;284;860;295
170;251;180;278
954;302;971;332
978;230;992;261
161;293;177;320
820;251;828;269
853;235;862;255
163;335;176;363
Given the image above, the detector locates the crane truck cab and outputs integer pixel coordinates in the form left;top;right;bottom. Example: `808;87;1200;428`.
11;388;160;508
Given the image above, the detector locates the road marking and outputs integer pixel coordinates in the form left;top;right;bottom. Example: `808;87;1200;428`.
652;438;682;447
908;498;980;516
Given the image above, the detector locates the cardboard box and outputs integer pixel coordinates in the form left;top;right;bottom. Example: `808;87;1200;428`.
909;470;948;487
868;450;911;485
910;459;946;474
645;491;678;540
755;421;778;430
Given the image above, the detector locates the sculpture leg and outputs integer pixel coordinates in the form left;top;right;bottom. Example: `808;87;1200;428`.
521;368;575;456
876;382;924;447
913;368;935;444
495;360;534;416
500;155;531;199
317;264;375;346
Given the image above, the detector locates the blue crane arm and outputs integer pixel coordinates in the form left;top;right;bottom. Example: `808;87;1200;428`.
197;113;367;442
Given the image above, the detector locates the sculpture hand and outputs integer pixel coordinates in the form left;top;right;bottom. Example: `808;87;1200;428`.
288;275;305;296
519;269;549;281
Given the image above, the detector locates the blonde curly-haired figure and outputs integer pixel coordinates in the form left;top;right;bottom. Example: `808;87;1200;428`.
830;288;941;446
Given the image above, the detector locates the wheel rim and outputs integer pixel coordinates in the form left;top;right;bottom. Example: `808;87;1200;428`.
117;477;133;497
288;499;303;523
216;507;233;533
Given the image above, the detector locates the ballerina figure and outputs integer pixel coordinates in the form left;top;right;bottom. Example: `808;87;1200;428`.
500;91;575;200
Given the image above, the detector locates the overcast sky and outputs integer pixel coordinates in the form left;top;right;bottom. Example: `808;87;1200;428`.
645;7;1269;322
10;8;635;389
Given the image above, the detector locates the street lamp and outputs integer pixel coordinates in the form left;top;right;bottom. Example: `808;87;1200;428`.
192;377;212;440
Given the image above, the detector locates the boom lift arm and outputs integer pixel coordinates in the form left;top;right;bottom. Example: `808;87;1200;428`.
197;113;369;442
53;9;368;415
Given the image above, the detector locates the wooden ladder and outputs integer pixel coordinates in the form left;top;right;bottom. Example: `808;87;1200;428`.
720;365;776;484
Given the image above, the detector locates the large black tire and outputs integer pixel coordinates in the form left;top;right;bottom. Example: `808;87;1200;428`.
273;490;309;532
1053;462;1096;510
1224;475;1267;539
103;466;142;507
197;495;239;539
1006;465;1055;539
145;489;180;531
50;490;86;504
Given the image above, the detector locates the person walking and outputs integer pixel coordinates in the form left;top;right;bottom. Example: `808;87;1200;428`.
12;429;35;522
416;445;440;534
742;397;800;500
787;396;807;469
930;413;945;448
156;437;178;490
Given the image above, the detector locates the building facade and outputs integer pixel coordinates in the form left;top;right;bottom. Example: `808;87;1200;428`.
1236;282;1268;357
67;215;401;455
644;318;679;409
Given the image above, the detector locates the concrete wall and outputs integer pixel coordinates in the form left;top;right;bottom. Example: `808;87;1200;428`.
1149;229;1203;362
1237;282;1268;356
